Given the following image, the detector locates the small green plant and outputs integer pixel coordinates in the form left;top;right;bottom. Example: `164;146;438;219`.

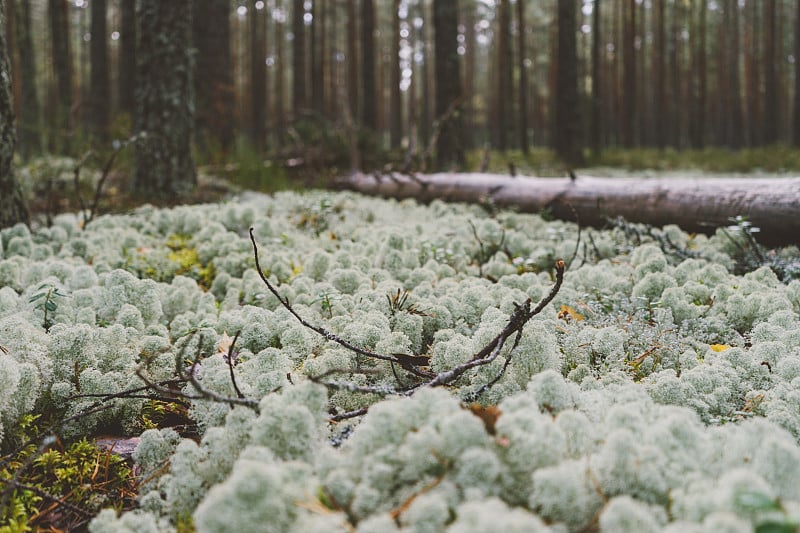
28;283;68;332
386;288;427;317
735;489;800;533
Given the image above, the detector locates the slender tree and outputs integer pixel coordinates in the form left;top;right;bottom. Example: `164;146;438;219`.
496;0;512;150
433;0;463;169
516;0;528;154
360;0;376;129
553;0;582;165
389;0;402;148
133;0;196;199
346;0;358;123
0;0;29;229
118;0;136;117
276;0;286;138
193;0;234;154
591;0;602;154
689;0;707;148
763;0;778;144
16;0;40;157
89;0;109;140
621;0;635;147
794;0;800;145
48;0;72;151
728;0;744;148
250;0;266;149
292;0;306;113
311;0;324;114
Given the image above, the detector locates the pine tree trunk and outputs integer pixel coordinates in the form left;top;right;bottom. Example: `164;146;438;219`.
118;0;135;116
16;0;39;158
433;0;463;170
0;1;29;229
622;0;635;147
553;0;582;165
360;0;376;129
496;0;511;151
591;0;602;154
133;0;196;199
89;0;109;141
250;0;266;149
48;0;72;152
764;0;778;144
389;0;402;149
194;0;234;154
292;0;306;114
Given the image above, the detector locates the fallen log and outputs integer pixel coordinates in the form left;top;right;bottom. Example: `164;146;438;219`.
336;172;800;247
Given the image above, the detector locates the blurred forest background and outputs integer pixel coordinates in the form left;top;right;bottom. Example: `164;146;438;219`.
5;0;800;201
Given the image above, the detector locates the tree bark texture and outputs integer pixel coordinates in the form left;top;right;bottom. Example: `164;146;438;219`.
292;0;306;113
553;0;582;165
15;0;39;157
249;0;266;149
0;0;30;229
133;0;196;199
118;0;135;116
360;0;376;129
337;172;800;247
194;0;234;154
48;0;72;151
433;0;463;170
389;0;402;148
89;0;109;140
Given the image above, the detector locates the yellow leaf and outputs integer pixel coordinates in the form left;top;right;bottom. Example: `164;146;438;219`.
558;305;584;322
217;332;233;355
710;344;731;352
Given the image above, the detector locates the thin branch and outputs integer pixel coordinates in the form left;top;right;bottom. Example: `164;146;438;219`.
226;331;245;399
250;228;435;379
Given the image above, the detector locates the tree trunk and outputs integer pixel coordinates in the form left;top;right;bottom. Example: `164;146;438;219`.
276;0;286;140
690;0;707;148
311;0;324;115
16;0;40;158
729;0;744;149
250;0;266;149
496;0;511;150
346;0;358;124
193;0;234;155
433;0;464;170
0;0;29;229
591;0;602;154
292;0;306;114
118;0;135;117
133;0;196;199
389;0;402;149
553;0;582;165
622;0;635;147
764;0;778;144
89;0;109;141
48;0;72;152
360;0;376;129
795;0;800;146
516;0;528;154
338;172;800;247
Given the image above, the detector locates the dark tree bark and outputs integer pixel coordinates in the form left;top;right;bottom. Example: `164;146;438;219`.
794;0;800;145
89;0;109;141
689;0;707;148
193;0;234;154
48;0;72;151
420;0;431;147
118;0;135;116
250;0;266;149
360;0;376;129
653;0;666;148
763;0;778;144
346;0;358;123
16;0;40;158
553;0;582;165
496;0;512;150
133;0;196;199
276;0;286;138
292;0;306;113
433;0;464;170
389;0;402;148
0;1;29;229
462;2;476;149
516;0;528;154
669;1;681;147
591;0;602;154
311;0;324;114
728;0;744;149
621;0;635;147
